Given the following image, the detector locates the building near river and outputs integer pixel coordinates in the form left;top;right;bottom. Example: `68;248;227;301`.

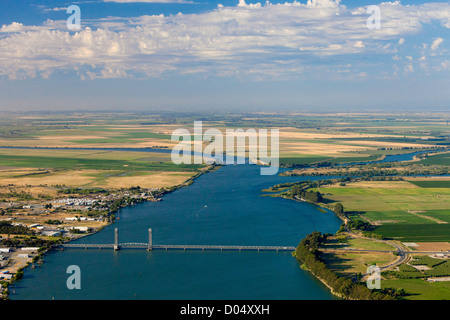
40;229;62;237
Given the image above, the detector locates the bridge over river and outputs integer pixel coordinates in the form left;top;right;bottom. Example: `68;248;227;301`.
55;228;296;252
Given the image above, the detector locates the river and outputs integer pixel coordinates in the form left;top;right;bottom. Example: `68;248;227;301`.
7;148;442;300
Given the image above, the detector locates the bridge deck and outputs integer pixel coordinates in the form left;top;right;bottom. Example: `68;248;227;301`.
59;243;296;252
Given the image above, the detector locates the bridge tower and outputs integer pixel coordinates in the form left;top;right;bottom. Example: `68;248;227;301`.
147;228;152;251
114;228;120;250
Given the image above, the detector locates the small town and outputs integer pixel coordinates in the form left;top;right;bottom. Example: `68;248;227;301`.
0;185;163;298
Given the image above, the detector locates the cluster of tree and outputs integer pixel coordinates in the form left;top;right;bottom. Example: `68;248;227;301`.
2;191;35;201
300;190;322;203
295;232;395;300
58;188;109;195
0;237;60;248
14;269;24;280
280;160;334;169
108;196;145;214
290;185;322;204
376;287;407;298
382;270;425;279
333;203;344;215
44;219;62;225
346;219;372;231
361;232;384;240
359;176;404;181
339;177;351;183
69;228;83;234
280;163;310;169
265;181;309;192
0;221;31;235
299;231;328;252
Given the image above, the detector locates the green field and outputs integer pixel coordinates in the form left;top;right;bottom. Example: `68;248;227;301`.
319;184;450;212
320;180;450;241
358;210;438;224
382;279;450;300
420;210;450;223
419;152;450;166
374;224;450;242
408;180;450;188
0;154;202;172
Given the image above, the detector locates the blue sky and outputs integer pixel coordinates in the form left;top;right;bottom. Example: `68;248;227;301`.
0;0;449;112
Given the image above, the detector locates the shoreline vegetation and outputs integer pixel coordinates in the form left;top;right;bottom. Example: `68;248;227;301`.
0;163;220;300
293;232;399;300
280;149;449;177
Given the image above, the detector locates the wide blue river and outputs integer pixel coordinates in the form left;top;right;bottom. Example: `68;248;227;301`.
10;163;343;300
9;148;440;300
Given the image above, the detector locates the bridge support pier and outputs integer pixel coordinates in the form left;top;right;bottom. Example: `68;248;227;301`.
114;228;120;251
147;228;153;251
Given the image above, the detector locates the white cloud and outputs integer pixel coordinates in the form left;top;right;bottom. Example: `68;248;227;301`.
43;7;68;12
404;64;414;73
431;37;444;50
0;1;449;79
0;22;25;33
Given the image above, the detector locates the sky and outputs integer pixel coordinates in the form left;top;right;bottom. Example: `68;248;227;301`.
0;0;449;112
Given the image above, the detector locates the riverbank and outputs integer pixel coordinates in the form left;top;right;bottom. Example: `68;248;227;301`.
280;148;449;177
293;232;397;300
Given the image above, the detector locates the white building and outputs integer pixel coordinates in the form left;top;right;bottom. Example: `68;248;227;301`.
41;230;62;237
0;273;13;280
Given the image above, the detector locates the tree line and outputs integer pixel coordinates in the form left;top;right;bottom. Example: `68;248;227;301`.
294;232;399;300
